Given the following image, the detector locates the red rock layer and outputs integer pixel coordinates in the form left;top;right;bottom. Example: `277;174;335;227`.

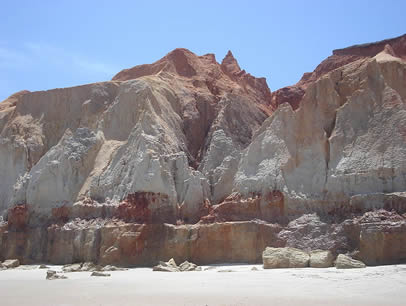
112;48;272;107
271;34;406;110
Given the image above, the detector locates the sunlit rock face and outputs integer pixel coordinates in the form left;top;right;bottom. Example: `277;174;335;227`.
234;37;406;220
1;34;406;266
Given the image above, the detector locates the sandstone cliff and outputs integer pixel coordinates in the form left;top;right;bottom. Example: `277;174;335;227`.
1;35;406;266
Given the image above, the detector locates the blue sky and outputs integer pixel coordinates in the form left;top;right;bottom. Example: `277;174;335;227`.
0;0;405;101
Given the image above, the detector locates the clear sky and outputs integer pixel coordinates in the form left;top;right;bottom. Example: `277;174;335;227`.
0;0;405;101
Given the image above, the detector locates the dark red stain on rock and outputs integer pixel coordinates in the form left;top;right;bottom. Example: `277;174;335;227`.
8;204;29;230
52;205;70;223
116;192;168;223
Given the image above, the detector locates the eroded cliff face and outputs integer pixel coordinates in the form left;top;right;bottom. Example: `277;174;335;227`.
0;49;270;224
271;33;406;110
1;35;406;266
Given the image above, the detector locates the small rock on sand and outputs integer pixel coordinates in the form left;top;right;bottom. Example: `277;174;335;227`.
91;271;111;277
153;258;201;272
46;270;67;280
101;265;127;272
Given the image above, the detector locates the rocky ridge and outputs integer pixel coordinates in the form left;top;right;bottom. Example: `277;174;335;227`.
1;34;406;267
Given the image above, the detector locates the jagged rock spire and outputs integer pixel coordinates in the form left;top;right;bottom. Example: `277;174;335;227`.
221;50;241;75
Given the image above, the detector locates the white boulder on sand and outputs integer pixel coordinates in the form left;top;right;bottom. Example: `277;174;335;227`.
1;259;20;269
335;254;366;269
153;258;180;272
310;250;334;268
263;247;309;268
178;261;202;272
153;258;202;272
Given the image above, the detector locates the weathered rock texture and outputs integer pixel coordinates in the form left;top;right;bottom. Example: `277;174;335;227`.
335;254;366;269
1;34;406;266
46;270;67;280
309;250;334;268
263;247;310;268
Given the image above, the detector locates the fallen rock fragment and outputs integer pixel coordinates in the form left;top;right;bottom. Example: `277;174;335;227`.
62;263;83;272
263;247;309;269
179;261;202;271
335;254;366;269
46;270;67;280
101;265;127;272
153;258;202;272
309;250;334;268
62;262;102;272
2;259;20;269
91;271;111;277
153;258;180;272
38;264;49;269
81;262;102;272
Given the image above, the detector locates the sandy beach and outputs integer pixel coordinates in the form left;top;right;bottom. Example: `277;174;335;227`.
1;264;405;306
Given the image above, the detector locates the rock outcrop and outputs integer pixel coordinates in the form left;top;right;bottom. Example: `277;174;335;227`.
271;33;406;110
234;35;406;221
1;34;406;267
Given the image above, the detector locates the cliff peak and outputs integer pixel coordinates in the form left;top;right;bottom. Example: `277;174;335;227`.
221;50;241;75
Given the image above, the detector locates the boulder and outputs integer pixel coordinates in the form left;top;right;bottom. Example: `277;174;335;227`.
62;263;83;272
46;270;67;280
335;254;366;269
309;250;334;268
91;271;111;277
2;259;20;269
62;262;103;272
178;261;201;271
153;258;180;272
262;247;309;269
81;262;102;272
101;265;127;272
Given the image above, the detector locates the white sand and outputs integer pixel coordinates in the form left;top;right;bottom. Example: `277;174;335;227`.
1;264;406;305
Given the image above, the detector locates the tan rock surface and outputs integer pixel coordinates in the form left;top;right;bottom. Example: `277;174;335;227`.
335;254;366;269
309;250;334;268
262;247;309;269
